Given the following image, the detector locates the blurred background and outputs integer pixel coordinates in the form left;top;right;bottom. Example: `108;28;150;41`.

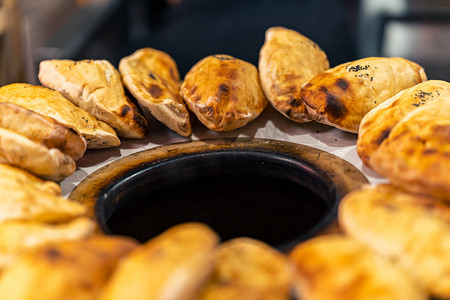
0;0;449;85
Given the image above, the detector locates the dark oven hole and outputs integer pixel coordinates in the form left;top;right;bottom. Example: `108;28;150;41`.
97;151;337;251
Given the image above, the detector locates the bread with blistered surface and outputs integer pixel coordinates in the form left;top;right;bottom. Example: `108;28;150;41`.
0;102;86;161
289;234;426;300
0;83;120;149
119;48;192;136
39;59;148;138
300;57;427;133
259;26;329;123
370;100;450;201
181;54;267;132
339;184;450;299
357;80;450;170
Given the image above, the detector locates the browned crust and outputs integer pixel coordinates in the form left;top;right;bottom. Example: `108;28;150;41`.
300;57;427;133
181;54;267;132
119;48;192;137
259;27;329;123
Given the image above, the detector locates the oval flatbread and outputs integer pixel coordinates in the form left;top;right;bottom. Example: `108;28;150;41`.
198;237;293;300
181;54;267;132
0;163;61;196
289;234;426;300
0;217;95;270
0;102;86;161
0;127;75;181
39;59;148;138
259;26;329;123
100;222;219;300
119;48;192;137
357;80;450;169
339;184;450;299
0;235;137;300
370;100;450;200
0;83;120;149
300;57;427;132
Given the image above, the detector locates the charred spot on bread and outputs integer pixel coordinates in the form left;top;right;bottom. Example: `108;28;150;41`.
336;78;349;91
289;98;303;108
148;84;163;98
375;128;392;145
325;94;347;119
120;105;132;117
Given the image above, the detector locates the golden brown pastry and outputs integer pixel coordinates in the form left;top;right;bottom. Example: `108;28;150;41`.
119;48;192;136
39;59;148;138
370;100;450;200
339;184;450;299
357;80;450;169
0;235;138;300
259;26;329;123
0;102;86;161
0;163;61;196
100;223;219;300
0;217;95;269
198;237;293;300
0;83;120;149
300;57;427;133
289;234;426;300
180;54;267;131
0;178;87;224
0;127;75;181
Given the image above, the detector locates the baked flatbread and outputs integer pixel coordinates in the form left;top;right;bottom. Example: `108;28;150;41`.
119;48;192;136
339;184;450;299
0;102;86;161
370;100;450;200
198;237;293;300
0;235;137;300
289;234;426;300
0;163;61;196
39;59;148;138
0;83;120;149
259;26;329;123
181;54;267;131
0;127;75;181
0;217;95;270
357;80;450;169
100;223;219;300
300;57;427;132
0;182;87;224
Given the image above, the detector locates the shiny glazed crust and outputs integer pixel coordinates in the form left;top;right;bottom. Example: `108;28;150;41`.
289;234;426;300
370;100;450;201
119;48;192;137
0;83;120;149
339;184;450;298
357;80;450;169
181;54;267;132
0;102;86;161
259;27;329;123
300;57;427;133
39;59;148;138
